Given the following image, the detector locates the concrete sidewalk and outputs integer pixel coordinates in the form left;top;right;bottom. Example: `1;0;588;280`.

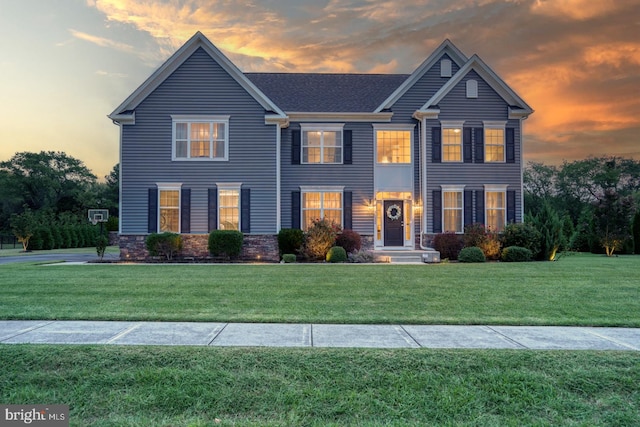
1;321;639;350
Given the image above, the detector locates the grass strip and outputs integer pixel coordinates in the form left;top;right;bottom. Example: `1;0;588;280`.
1;345;638;426
1;254;639;326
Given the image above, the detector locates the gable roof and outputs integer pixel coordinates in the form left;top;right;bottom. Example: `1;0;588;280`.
109;31;286;122
246;73;409;113
374;39;468;112
418;54;534;117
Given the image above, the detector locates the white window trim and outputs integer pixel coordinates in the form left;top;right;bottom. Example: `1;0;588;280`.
466;79;478;98
484;121;506;163
441;121;465;163
216;182;242;231
171;115;230;161
299;185;345;229
373;123;415;165
300;123;345;165
484;184;508;231
157;183;182;233
441;185;465;234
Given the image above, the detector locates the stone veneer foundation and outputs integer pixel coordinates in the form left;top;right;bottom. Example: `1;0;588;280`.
119;233;377;262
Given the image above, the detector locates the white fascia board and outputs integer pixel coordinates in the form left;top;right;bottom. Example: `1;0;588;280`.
287;112;393;122
108;112;135;125
417;55;534;115
374;39;468;113
109;32;286;118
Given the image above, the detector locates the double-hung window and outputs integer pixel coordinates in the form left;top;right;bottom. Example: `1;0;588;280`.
484;121;506;162
301;125;343;164
485;185;507;232
300;187;343;230
158;184;181;233
441;185;464;233
441;121;464;162
217;183;241;231
172;115;230;161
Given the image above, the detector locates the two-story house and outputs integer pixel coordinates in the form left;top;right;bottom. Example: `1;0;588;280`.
109;32;533;261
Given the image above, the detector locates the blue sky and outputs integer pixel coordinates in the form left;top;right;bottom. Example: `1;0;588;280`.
1;0;639;179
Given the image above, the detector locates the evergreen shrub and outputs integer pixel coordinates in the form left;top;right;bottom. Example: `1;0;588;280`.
147;232;184;261
501;246;533;262
208;230;243;259
277;228;305;257
458;246;486;263
326;246;347;263
282;254;296;263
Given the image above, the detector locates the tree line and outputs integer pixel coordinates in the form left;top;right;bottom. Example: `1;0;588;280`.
1;151;639;256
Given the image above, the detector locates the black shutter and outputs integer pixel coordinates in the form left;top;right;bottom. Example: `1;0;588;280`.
474;128;484;163
208;188;218;231
291;191;301;229
464;190;473;226
506;128;515;163
507;190;516;223
463;128;473;163
475;190;485;225
432;127;441;163
343;130;352;164
291;129;301;165
343;191;352;230
181;188;191;233
241;188;251;233
148;188;158;233
432;190;442;233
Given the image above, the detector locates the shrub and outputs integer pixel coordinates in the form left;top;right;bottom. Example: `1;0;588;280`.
146;232;183;261
432;232;464;260
335;229;362;254
502;222;542;257
463;223;501;260
633;211;640;254
96;235;108;260
458;246;486;263
277;228;305;257
501;246;533;262
303;218;341;260
326;246;347;263
208;230;243;259
106;216;119;232
282;254;296;263
348;249;375;263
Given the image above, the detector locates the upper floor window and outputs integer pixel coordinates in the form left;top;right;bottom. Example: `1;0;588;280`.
301;125;343;164
441;121;464;162
376;130;411;164
301;187;343;230
158;184;181;232
484;122;506;163
172;115;230;161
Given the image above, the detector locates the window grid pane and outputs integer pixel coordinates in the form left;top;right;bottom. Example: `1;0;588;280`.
173;120;227;160
443;191;463;233
442;128;462;162
159;189;180;233
376;130;410;163
219;189;239;231
485;128;505;162
302;191;342;230
486;191;506;232
302;130;342;164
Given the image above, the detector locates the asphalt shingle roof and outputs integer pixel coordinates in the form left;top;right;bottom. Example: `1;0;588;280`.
245;73;410;113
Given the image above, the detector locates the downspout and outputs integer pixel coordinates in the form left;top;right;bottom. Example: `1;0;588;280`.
276;122;282;232
419;116;430;250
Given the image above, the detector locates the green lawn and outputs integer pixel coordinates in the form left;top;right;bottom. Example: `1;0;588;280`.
2;253;639;426
0;253;638;326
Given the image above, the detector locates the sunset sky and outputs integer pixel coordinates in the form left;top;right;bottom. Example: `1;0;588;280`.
1;0;639;180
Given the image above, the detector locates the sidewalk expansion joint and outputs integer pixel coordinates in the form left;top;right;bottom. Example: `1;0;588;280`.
485;326;529;349
207;323;229;346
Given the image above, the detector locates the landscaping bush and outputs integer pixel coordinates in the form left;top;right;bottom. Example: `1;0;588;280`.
458;246;486;263
463;223;501;260
326;246;347;263
335;229;362;254
303;218;341;260
282;254;296;263
348;249;375;263
501;246;533;262
147;232;184;261
96;235;108;260
277;228;305;257
208;230;243;259
502;222;542;257
106;216;119;232
432;232;464;260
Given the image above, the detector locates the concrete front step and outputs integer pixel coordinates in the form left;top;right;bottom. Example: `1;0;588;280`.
374;250;441;264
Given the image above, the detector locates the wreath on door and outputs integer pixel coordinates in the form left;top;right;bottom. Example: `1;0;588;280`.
386;204;402;221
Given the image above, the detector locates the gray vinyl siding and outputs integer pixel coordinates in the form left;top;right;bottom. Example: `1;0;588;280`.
424;70;523;232
120;47;278;234
280;122;374;233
